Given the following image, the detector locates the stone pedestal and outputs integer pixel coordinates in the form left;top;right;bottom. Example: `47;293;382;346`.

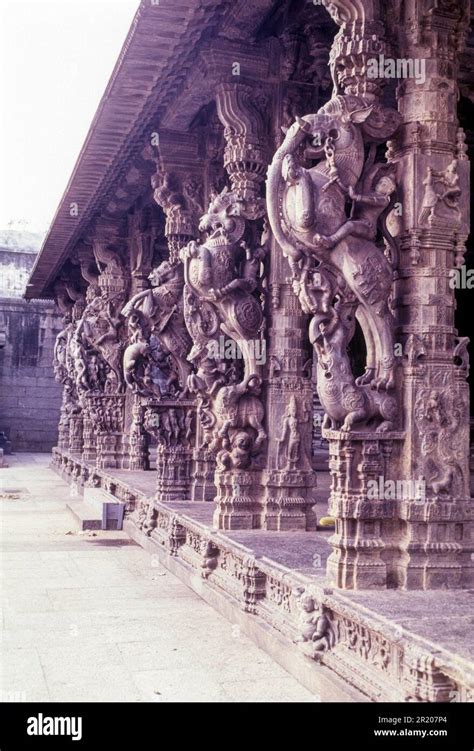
91;394;126;470
191;446;217;502
156;444;193;502
213;470;263;530
325;430;405;590
143;399;196;502
262;469;317;532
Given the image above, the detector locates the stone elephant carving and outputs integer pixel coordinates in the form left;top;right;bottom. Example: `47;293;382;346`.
211;375;266;453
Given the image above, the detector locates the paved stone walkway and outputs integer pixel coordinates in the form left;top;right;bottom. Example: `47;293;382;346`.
1;454;316;702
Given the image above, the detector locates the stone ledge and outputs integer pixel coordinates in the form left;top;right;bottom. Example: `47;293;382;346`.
51;447;474;703
123;518;365;703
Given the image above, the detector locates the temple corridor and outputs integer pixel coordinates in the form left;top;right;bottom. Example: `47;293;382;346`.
0;454;316;702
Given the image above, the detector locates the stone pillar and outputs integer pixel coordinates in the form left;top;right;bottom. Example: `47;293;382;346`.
128;394;150;471
319;1;404;589
267;0;410;583
87;222;129;468
143;400;195;501
120;145;200;499
121;203;163;470
261;248;317;530
209;80;269;530
261;41;320;531
387;0;473;588
52;280;85;457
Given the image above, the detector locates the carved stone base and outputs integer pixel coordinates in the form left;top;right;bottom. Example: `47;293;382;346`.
262;469;318;531
324;428;474;590
128;439;150;471
156;445;193;502
96;433;124;469
325;430;405;590
213;470;264;530
395;498;474;590
191;448;217;502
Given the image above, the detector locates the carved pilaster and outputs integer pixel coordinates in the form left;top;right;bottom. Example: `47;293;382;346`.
387;0;473;588
128;394;150;471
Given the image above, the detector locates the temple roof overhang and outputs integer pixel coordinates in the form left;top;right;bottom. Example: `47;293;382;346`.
25;0;276;300
26;0;474;301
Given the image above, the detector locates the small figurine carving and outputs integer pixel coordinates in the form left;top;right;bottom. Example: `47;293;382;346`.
277;395;303;469
419;160;461;225
295;592;335;659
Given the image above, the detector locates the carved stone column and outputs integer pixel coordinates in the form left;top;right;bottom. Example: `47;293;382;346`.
262;39;320;531
205;80;269;529
121;153;200;500
81;221;129;469
387;0;473;588
267;0;408;580
143;400;195;501
53;280;86;457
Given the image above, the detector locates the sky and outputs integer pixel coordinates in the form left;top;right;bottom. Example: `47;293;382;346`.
0;0;140;235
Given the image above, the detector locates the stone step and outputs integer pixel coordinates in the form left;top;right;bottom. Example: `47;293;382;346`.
65;487;127;531
66;501;102;531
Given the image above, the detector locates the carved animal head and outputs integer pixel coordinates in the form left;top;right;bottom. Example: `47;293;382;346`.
295;102;374;159
199;187;246;246
279;96;401;163
232;431;252;452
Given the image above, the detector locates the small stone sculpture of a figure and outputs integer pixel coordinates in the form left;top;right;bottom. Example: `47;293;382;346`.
439;159;461;208
295;594;335;659
217;431;253;471
419;168;440;224
184;410;194;445
314;170;397;249
168;409;181;447
277;395;301;469
419;159;461;224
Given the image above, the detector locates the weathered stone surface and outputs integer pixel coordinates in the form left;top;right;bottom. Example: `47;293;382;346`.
0;245;62;451
17;0;474;705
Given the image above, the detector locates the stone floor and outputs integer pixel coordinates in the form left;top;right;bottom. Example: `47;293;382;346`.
0;453;317;702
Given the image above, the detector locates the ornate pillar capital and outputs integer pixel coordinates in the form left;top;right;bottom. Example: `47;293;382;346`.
215;80;268;208
322;0;391;99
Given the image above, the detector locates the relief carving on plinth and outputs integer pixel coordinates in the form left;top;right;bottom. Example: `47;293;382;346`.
294;589;336;661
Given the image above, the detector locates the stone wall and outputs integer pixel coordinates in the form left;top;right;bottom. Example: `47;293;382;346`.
0;245;63;451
